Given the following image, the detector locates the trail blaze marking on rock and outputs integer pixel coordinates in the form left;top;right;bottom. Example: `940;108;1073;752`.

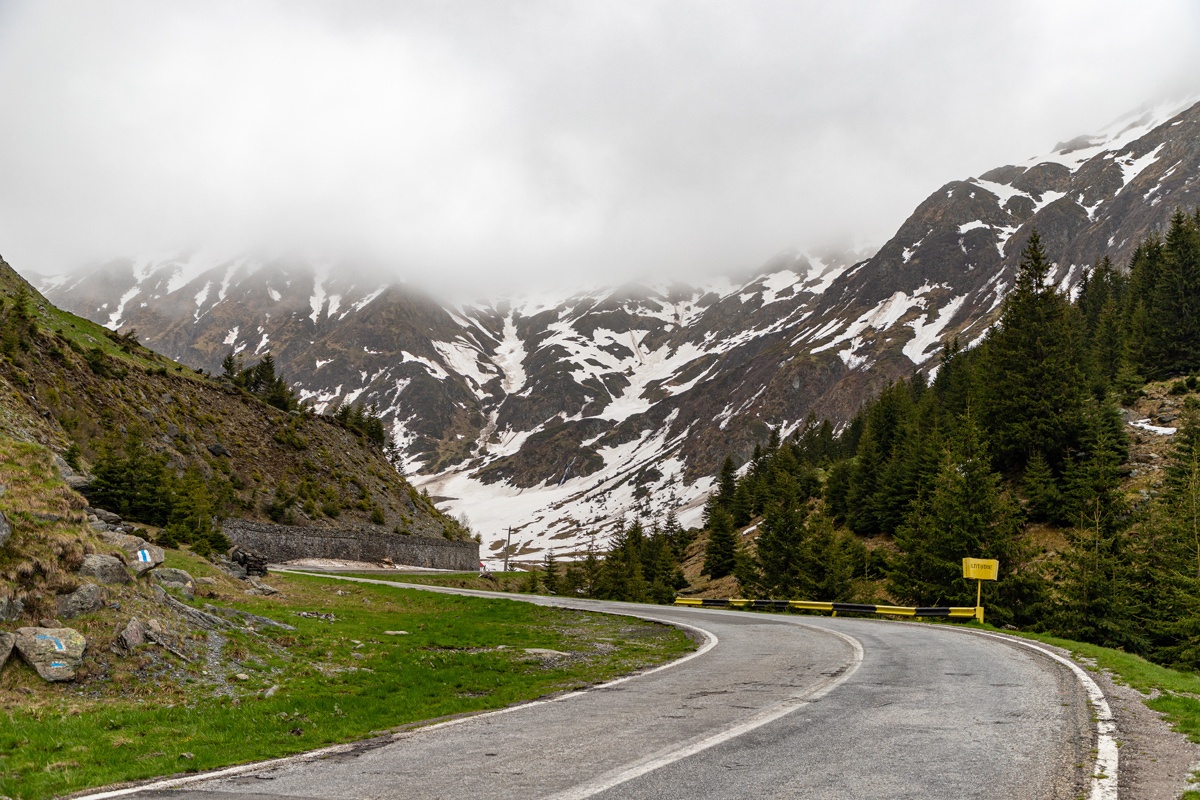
36;634;65;651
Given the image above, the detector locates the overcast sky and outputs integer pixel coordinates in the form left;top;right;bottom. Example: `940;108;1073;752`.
0;1;1198;294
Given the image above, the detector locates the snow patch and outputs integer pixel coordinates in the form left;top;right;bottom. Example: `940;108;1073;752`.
903;294;968;365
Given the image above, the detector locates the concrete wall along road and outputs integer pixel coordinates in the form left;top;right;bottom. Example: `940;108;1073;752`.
221;520;479;571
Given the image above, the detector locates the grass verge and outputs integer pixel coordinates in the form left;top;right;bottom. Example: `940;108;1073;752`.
0;568;694;800
331;570;530;592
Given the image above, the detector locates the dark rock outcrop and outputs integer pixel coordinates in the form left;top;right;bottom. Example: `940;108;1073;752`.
78;554;132;584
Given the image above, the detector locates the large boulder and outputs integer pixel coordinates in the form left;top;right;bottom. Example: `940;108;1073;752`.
152;568;195;599
78;554;132;584
0;632;13;672
55;583;106;619
100;532;164;575
0;510;10;549
13;627;86;681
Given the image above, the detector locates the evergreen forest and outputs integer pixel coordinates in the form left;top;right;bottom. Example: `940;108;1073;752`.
590;210;1200;673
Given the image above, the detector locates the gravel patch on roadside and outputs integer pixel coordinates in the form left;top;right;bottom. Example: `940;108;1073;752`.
1031;637;1200;799
1087;666;1200;799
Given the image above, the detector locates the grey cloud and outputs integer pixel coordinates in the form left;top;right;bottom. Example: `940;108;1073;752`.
0;0;1197;294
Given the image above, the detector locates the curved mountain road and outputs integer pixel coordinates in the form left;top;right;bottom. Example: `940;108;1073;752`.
90;579;1099;800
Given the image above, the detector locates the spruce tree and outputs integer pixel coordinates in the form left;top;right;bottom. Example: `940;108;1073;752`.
801;505;864;601
702;507;738;580
889;418;1019;610
977;230;1088;473
541;549;560;595
754;500;807;597
1022;450;1061;523
1148;211;1200;376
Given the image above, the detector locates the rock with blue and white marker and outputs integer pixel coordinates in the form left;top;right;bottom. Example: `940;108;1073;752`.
126;542;164;575
100;532;165;575
13;626;86;681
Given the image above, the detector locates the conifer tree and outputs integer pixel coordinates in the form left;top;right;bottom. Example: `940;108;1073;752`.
1022;450;1061;523
702;507;739;580
541;549;560;595
1148;211;1200;376
801;505;864;601
889;418;1019;609
977;231;1088;473
753;500;807;597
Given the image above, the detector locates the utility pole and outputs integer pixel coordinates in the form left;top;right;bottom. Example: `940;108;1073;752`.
503;527;513;573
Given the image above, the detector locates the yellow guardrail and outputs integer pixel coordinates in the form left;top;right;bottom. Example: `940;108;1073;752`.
673;597;982;621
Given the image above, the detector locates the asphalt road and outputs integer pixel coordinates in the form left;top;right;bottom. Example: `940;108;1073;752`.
91;580;1096;800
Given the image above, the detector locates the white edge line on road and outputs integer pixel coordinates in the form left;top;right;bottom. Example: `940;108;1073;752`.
967;629;1118;800
546;621;864;800
68;574;720;800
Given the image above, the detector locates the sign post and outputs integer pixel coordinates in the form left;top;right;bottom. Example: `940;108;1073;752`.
962;557;999;624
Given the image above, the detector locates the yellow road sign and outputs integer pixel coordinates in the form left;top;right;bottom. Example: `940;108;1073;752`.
962;557;999;581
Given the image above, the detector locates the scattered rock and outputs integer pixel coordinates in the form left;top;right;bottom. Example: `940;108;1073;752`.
233;673;249;681
13;627;87;681
202;604;296;630
39;618;62;628
247;576;279;595
56;583;106;619
0;632;14;672
0;511;11;549
154;587;234;631
153;568;196;599
165;423;179;438
88;508;122;525
79;554;132;584
117;618;146;651
207;442;229;457
55;456;92;491
263;684;280;697
382;630;408;636
0;596;24;622
0;483;6;497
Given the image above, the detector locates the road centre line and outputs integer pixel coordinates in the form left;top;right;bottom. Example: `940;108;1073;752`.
546;621;864;800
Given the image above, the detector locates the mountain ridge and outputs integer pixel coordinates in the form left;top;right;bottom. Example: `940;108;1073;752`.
38;95;1200;562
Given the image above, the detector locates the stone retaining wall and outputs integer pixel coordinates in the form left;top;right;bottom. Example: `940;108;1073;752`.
221;519;479;571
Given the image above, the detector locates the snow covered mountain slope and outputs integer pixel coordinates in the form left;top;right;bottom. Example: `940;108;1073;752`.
39;97;1200;562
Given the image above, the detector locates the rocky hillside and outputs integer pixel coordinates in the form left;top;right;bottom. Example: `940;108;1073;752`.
40;96;1200;559
0;260;460;541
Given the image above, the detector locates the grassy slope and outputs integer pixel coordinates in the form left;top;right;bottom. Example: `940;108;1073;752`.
0;562;694;800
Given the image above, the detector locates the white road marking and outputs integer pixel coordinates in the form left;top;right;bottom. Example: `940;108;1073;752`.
967;630;1118;800
547;623;864;800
